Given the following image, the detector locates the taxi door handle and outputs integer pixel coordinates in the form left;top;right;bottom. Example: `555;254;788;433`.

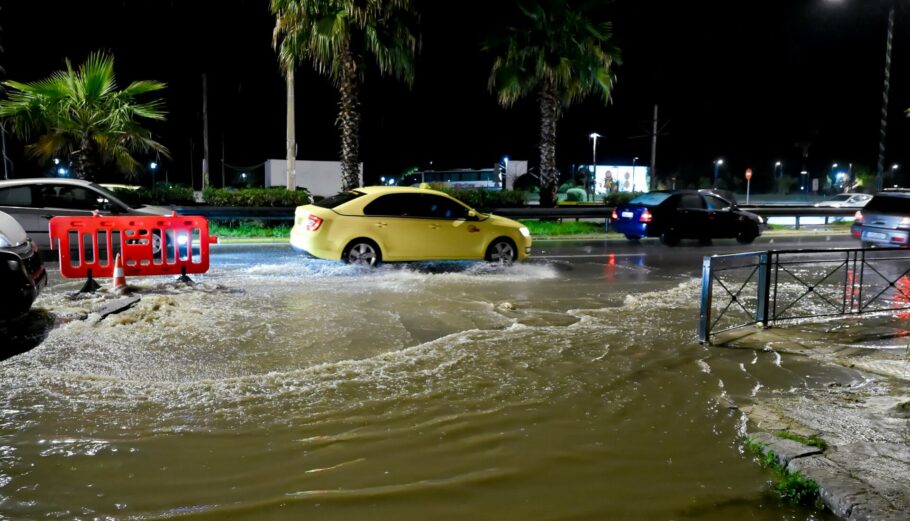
376;222;388;228
429;224;440;230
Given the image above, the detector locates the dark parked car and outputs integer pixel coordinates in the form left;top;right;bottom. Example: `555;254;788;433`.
611;190;764;245
1;210;47;320
851;191;910;247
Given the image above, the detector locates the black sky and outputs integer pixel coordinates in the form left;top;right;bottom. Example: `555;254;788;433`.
2;0;909;191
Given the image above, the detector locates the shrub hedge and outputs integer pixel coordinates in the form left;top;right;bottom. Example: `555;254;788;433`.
603;192;642;206
434;186;528;210
110;184;196;206
203;187;311;207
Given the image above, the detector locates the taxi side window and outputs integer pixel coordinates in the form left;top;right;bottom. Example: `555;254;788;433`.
423;195;469;220
363;194;424;217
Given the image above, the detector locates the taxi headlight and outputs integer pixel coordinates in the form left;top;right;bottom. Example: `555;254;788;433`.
519;226;531;238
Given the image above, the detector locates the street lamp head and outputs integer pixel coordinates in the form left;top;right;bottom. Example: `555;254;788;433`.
832;163;839;168
775;161;782;166
150;161;158;171
589;132;602;140
53;158;60;165
892;164;900;170
715;159;724;166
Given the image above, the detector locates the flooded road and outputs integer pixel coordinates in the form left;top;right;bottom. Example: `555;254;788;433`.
0;241;858;520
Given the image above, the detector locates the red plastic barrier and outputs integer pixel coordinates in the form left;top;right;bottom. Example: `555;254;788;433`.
49;212;219;280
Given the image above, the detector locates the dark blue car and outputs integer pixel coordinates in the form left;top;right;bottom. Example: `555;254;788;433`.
611;191;763;246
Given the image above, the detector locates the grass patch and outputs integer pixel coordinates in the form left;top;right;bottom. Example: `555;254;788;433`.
775;431;828;451
746;437;823;507
209;221;291;238
521;220;605;236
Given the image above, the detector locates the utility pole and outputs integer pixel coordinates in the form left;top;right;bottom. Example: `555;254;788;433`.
876;3;895;192
221;131;226;188
202;74;211;191
650;105;659;191
286;68;297;191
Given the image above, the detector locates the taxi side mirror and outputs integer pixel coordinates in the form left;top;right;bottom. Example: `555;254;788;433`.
467;209;479;221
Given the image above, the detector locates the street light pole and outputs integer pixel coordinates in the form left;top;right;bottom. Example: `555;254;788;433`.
713;159;724;188
632;156;639;192
590;133;602;201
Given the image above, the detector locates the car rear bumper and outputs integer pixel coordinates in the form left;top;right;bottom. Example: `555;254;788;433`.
852;224;910;246
289;226;342;261
611;220;648;237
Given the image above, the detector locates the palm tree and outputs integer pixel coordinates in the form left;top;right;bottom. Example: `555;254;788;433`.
488;0;620;207
271;0;419;191
0;51;169;180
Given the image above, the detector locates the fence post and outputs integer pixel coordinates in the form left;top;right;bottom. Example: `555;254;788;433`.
698;256;714;344
756;251;772;327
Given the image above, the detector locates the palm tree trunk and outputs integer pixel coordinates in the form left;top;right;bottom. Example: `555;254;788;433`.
538;80;559;208
71;137;93;180
338;44;361;191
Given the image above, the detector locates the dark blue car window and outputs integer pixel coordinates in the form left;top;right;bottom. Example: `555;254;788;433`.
630;193;670;206
679;195;704;209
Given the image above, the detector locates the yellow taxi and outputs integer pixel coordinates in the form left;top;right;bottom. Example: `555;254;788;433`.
290;186;532;266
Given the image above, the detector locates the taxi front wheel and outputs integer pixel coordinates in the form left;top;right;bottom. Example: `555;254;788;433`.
486;238;517;265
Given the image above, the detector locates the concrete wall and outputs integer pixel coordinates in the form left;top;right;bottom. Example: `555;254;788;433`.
265;160;363;197
505;160;529;190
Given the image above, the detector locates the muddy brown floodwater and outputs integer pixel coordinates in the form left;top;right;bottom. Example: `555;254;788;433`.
0;246;852;520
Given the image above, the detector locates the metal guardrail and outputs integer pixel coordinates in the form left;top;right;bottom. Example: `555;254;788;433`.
698;248;910;344
173;205;858;223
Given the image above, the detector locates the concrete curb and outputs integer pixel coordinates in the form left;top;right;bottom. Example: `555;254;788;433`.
749;432;910;520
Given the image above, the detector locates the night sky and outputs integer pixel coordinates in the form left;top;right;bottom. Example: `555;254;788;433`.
2;0;908;191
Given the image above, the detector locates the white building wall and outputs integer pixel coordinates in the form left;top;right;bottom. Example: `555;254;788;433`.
265;160;363;197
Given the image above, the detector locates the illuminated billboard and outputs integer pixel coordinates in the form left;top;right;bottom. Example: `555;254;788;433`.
592;165;650;194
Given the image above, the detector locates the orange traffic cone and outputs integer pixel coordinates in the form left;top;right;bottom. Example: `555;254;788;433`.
112;253;127;290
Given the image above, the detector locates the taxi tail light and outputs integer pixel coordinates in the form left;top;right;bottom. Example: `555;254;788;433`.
854;211;863;224
640;209;653;223
305;214;324;232
611;208;618;220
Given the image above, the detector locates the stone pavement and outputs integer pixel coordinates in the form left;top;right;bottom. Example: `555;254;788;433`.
720;325;910;520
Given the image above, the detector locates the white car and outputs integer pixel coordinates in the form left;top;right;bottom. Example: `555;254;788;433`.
814;193;872;208
0;178;173;251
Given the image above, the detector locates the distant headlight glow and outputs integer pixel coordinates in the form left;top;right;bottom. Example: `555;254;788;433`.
519;227;531;238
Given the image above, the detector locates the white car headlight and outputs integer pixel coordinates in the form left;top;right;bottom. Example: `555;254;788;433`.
519;226;531;238
0;233;11;248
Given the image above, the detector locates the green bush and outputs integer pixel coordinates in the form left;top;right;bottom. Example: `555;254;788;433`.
434;187;528;210
603;192;641;206
203;187;311;207
557;181;581;194
110;184;196;206
565;187;588;202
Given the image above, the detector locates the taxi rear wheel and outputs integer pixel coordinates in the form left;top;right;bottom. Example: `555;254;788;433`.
343;240;381;267
486;238;517;265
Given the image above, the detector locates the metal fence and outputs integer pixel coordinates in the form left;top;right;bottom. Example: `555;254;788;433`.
698;248;910;344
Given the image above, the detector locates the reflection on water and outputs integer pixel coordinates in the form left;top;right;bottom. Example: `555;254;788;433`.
0;250;839;520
